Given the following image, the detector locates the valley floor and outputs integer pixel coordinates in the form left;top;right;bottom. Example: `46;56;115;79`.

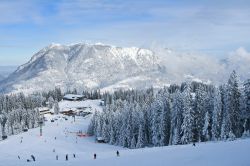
0;100;249;166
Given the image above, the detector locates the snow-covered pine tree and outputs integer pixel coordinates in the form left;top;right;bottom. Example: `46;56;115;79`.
87;111;97;136
102;106;112;143
193;85;207;142
54;100;60;114
109;113;117;145
119;110;128;147
0;111;8;137
151;95;164;146
131;103;140;146
181;83;195;144
29;108;39;128
7;110;15;135
95;113;103;138
203;88;214;141
102;120;110;143
221;110;232;140
243;79;250;133
221;85;231;140
170;90;183;145
126;106;133;148
55;87;63;101
225;71;242;138
48;96;54;109
202;111;211;141
159;90;171;146
212;88;223;140
136;124;145;148
130;135;137;149
143;102;152;145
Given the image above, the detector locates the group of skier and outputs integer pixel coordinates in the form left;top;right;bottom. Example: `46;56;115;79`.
62;151;119;161
18;116;121;163
21;151;120;162
17;155;35;162
93;151;120;160
65;153;76;161
20;147;120;162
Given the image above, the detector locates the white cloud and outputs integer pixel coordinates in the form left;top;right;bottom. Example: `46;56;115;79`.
147;45;250;84
226;47;250;81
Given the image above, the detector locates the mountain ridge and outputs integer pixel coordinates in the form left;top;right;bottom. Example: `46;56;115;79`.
0;43;167;94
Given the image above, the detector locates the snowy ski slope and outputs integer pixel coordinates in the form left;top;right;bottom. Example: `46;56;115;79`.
0;99;249;166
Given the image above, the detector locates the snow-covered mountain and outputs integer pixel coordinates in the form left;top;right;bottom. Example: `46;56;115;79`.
0;43;249;94
0;43;168;94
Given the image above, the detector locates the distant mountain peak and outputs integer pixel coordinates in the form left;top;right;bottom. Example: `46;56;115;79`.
0;43;165;94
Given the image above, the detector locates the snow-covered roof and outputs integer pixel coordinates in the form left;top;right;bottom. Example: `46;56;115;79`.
38;107;50;112
63;94;84;100
60;107;77;112
60;107;89;114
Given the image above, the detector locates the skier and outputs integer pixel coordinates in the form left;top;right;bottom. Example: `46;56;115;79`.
193;142;196;146
18;156;20;159
31;155;35;161
94;153;97;159
116;150;120;157
53;149;55;152
55;137;57;140
56;155;58;160
66;154;68;161
73;154;76;158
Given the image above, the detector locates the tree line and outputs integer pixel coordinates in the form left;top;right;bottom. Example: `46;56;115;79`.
0;88;63;138
88;71;250;148
0;87;102;139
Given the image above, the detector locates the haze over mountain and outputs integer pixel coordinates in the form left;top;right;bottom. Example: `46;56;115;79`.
0;43;249;94
0;66;17;81
0;75;4;81
0;66;17;76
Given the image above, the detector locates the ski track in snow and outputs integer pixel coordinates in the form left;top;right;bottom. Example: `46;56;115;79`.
0;99;250;166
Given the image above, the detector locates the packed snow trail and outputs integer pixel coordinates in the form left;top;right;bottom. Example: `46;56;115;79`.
0;114;123;166
0;100;249;166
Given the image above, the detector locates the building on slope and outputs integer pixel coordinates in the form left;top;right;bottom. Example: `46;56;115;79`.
39;107;53;115
63;94;85;101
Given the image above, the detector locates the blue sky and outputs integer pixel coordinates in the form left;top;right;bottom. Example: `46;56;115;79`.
0;0;250;65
